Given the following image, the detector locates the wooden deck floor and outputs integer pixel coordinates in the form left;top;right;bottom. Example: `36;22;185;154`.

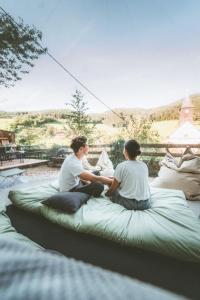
0;159;49;171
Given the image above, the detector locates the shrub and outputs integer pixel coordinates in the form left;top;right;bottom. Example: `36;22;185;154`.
110;139;125;168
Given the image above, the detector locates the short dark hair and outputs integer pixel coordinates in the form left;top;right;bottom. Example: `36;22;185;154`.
124;139;141;159
70;136;87;153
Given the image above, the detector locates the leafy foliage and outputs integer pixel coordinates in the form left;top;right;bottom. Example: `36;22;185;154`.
110;114;160;167
46;144;65;158
9;114;57;145
117;113;160;143
0;12;46;87
16;128;38;146
110;139;125;168
10;114;55;132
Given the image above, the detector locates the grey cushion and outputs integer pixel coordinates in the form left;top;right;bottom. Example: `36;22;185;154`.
42;192;90;213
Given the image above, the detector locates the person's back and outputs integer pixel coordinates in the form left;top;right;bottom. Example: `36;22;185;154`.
59;153;84;192
106;139;150;210
115;160;150;201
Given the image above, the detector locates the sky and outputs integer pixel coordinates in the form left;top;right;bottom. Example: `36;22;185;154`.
0;0;200;112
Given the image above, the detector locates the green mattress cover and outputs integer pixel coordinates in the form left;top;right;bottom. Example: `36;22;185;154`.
9;181;200;262
0;208;42;250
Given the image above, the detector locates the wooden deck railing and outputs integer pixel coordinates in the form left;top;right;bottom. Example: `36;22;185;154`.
19;143;200;160
140;143;200;157
76;143;200;158
0;143;196;163
48;143;200;175
1;143;199;175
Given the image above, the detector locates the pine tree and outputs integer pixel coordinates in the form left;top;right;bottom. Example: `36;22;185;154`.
66;89;98;139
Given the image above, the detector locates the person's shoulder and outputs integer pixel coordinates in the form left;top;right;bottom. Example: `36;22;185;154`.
63;154;73;164
119;160;127;166
137;160;148;169
136;160;145;165
116;161;127;169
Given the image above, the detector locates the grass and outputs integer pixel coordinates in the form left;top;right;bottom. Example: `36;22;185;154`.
153;120;179;141
0;118;13;130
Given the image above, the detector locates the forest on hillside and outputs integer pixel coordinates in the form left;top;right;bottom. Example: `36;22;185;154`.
1;95;199;125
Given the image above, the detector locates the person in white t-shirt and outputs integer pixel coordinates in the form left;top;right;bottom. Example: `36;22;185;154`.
59;136;112;197
105;139;150;210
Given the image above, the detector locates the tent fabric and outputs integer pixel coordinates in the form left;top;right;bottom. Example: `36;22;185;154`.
168;121;200;144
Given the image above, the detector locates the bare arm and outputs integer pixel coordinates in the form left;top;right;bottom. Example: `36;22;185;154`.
79;171;112;186
105;178;120;196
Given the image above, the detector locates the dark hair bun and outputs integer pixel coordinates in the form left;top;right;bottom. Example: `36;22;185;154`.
124;139;141;159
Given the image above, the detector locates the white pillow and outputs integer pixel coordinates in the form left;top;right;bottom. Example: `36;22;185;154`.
97;150;114;177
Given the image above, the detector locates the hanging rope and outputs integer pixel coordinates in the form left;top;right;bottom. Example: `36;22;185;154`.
0;6;125;123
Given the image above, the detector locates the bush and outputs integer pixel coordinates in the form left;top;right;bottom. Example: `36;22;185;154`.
117;114;160;143
110;139;125;168
46;144;64;158
142;157;160;177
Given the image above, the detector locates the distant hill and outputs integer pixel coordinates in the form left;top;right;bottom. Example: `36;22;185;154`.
91;94;200;126
0;94;199;126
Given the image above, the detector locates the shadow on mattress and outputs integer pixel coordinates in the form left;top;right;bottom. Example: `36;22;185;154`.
6;204;200;300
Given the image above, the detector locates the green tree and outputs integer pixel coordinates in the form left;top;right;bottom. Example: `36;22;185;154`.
46;126;56;137
0;11;46;87
66;89;99;139
117;113;160;143
16;128;38;146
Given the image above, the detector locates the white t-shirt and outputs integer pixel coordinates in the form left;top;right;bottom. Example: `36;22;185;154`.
59;154;85;192
114;160;150;201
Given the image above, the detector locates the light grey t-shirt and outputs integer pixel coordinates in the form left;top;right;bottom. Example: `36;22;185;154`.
114;160;150;201
59;154;85;192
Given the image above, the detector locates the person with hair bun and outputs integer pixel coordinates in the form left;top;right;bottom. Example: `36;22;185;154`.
105;139;150;210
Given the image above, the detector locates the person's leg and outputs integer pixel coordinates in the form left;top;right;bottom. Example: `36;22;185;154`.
111;190;150;210
73;181;104;197
135;199;150;210
110;190;137;210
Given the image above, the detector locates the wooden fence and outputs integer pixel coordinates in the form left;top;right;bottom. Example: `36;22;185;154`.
47;143;200;171
21;143;200;160
67;143;200;157
1;143;198;176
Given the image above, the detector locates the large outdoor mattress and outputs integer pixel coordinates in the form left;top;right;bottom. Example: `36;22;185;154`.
9;181;200;263
0;201;42;250
0;236;185;300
